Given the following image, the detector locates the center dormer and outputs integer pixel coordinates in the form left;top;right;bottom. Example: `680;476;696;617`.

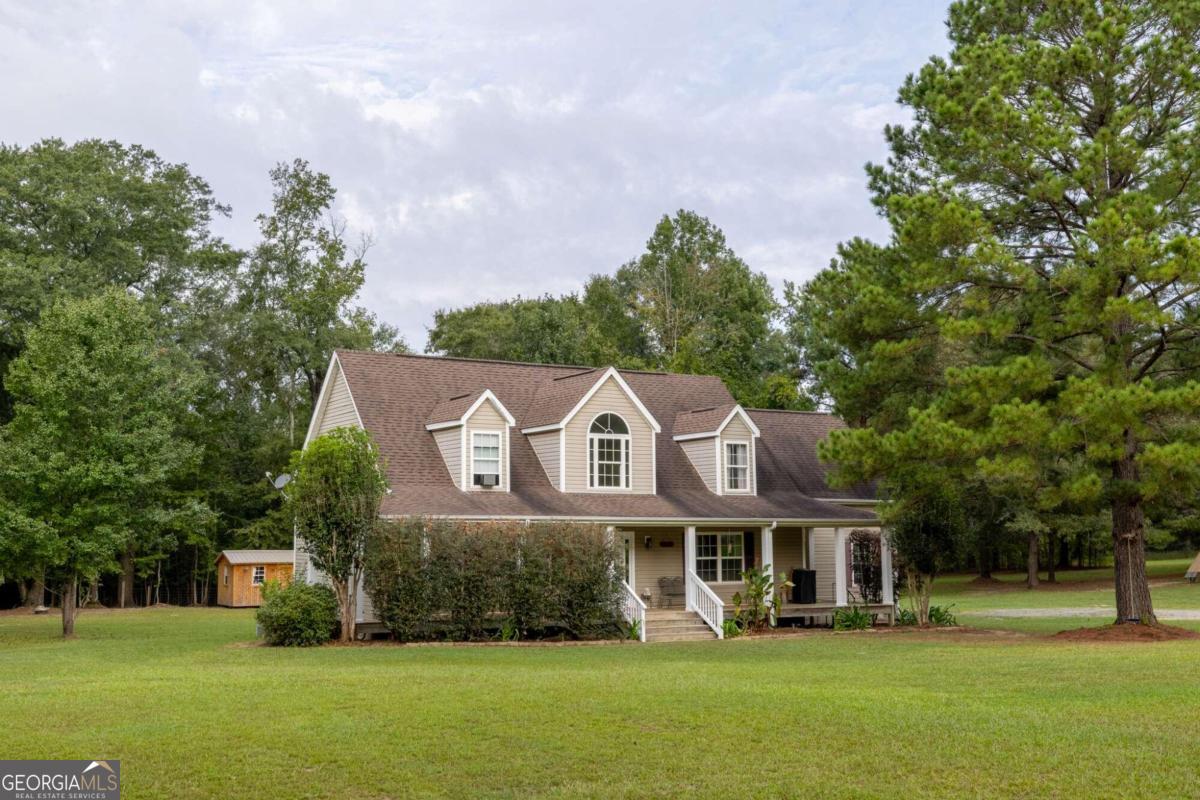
521;367;661;494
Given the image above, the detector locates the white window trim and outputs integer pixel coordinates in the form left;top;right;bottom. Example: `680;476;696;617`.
586;412;632;491
470;429;503;489
724;439;751;494
251;565;266;586
695;532;746;583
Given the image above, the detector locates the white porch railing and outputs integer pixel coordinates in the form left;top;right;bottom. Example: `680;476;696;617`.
620;580;647;642
686;570;725;639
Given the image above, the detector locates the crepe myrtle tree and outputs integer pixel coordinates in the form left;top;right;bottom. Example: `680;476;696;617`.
813;0;1200;626
288;426;387;642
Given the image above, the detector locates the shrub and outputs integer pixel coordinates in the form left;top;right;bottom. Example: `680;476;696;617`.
256;580;338;646
365;518;623;642
832;606;873;631
896;607;919;626
721;618;744;638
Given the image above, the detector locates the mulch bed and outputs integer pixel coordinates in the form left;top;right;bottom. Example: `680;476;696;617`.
1054;623;1200;643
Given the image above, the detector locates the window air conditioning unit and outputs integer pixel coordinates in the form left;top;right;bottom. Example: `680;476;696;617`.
477;474;499;487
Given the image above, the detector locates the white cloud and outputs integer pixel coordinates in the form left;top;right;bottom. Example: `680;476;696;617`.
0;0;949;348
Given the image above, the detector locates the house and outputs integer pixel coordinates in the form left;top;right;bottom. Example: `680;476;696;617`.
215;550;294;608
297;351;891;641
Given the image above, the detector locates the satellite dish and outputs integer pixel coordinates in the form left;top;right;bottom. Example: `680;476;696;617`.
265;472;292;491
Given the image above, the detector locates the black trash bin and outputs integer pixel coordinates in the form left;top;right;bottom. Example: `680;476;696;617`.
791;569;817;604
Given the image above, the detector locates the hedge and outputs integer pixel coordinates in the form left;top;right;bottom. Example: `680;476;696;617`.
364;518;623;641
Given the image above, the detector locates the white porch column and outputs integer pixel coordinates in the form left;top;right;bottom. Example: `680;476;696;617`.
684;525;697;611
880;529;894;606
762;524;776;619
833;527;849;606
805;527;814;569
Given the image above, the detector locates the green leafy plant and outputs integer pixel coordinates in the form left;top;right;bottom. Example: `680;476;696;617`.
731;567;794;634
928;604;958;627
626;619;642;641
896;607;918;626
256;580;339;646
721;618;744;639
498;620;520;642
832;606;873;632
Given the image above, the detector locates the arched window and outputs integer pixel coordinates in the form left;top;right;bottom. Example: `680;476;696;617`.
588;413;630;489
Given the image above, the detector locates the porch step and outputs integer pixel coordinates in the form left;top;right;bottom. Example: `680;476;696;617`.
644;609;719;642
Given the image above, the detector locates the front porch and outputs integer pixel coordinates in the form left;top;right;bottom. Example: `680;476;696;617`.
616;523;895;640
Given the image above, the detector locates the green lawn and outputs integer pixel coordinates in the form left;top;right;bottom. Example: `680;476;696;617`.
4;605;1200;799
930;555;1200;633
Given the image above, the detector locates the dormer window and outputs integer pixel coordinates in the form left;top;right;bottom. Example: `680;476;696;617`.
472;431;502;487
588;413;630;489
725;442;749;491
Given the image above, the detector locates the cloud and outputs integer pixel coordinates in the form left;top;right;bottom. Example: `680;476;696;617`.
0;0;949;348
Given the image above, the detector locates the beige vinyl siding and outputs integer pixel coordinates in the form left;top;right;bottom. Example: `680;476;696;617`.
810;527;838;603
316;362;360;435
527;431;561;488
719;415;755;494
465;399;509;492
770;527;808;577
625;528;685;608
293;538;309;581
433;428;464;489
564;377;655;493
357;580;377;624
679;437;718;491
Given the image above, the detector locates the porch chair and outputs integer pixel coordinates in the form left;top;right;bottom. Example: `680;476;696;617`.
657;576;684;608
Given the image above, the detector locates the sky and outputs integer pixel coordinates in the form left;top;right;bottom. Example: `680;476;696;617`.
0;1;949;349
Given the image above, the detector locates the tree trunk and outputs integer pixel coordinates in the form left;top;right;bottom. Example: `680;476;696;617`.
32;573;45;607
1026;532;1039;589
977;540;992;579
1112;485;1156;625
61;579;77;638
1046;533;1057;583
118;549;136;608
18;580;29;607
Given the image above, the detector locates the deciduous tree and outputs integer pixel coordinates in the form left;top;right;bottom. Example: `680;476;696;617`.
0;290;203;635
288;427;387;642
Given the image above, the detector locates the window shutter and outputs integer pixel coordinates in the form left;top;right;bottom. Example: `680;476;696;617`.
743;531;755;572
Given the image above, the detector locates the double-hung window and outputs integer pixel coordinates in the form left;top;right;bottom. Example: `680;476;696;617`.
252;566;266;585
724;442;749;491
695;533;744;583
588;413;630;489
472;431;502;487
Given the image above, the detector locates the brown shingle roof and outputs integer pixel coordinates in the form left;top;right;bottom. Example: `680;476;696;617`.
673;403;739;437
334;350;875;522
748;409;875;501
426;389;485;426
520;368;602;429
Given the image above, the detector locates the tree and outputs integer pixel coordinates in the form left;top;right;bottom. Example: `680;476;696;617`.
235;159;406;448
0;290;202;635
428;210;810;409
811;0;1200;625
427;295;623;367
0;138;238;423
886;482;968;625
288;427;387;642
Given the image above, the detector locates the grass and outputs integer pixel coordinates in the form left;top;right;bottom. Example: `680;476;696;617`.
930;555;1200;633
4;603;1200;798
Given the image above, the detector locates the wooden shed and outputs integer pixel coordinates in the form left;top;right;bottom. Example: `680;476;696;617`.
215;550;294;608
